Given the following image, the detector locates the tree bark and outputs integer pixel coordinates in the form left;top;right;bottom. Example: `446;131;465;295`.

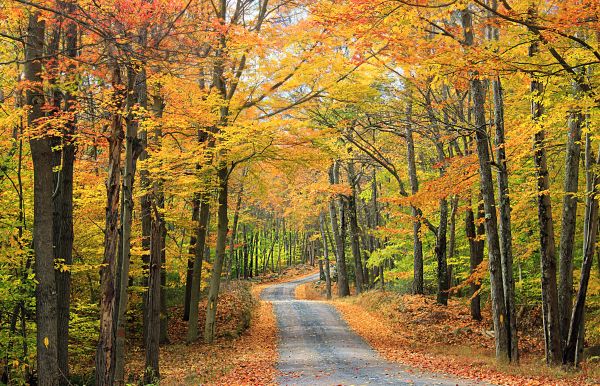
329;161;350;297
466;199;484;320
530;36;561;366
319;213;332;299
27;11;60;386
96;62;124;386
558;84;584;349
183;196;199;321
204;165;229;343
114;65;142;384
53;9;77;382
462;9;511;363
405;111;424;295
563;139;600;365
144;205;163;384
347;160;364;294
187;193;210;342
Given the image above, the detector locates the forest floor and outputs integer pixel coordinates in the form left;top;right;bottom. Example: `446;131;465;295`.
296;280;600;386
125;264;317;385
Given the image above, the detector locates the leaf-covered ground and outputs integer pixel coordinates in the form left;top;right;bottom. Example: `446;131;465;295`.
298;281;600;386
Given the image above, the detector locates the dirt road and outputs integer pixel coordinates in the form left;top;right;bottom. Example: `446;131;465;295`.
261;273;485;385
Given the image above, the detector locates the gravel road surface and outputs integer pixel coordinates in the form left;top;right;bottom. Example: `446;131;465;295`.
261;273;486;386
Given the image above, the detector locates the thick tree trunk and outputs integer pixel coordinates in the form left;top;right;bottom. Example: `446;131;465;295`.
204;165;229;343
54;11;77;382
144;206;163;384
491;76;519;362
462;9;511;363
96;63;124;386
114;66;142;384
558;86;584;349
27;12;60;386
486;4;519;362
530;41;561;366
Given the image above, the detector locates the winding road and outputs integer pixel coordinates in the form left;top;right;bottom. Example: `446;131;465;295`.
261;273;484;386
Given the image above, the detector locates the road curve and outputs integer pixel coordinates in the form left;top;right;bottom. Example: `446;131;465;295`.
261;273;484;386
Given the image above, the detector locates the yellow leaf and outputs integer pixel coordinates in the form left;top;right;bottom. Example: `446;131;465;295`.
43;337;49;348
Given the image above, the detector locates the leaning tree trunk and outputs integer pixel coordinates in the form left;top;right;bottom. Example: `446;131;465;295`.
26;11;60;386
462;8;511;363
530;36;562;366
563;139;600;365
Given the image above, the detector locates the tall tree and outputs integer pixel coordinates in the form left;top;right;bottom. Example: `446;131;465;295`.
26;9;60;385
462;8;512;363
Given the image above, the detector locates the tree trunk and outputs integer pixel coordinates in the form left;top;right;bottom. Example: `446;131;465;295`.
487;5;519;362
462;9;511;363
405;108;424;294
144;205;163;384
563;140;600;365
558;85;584;349
466;199;484;320
329;162;350;297
319;213;333;299
436;196;449;305
187;193;210;342
27;12;60;386
53;10;77;382
204;165;229;343
114;65;142;383
96;63;125;386
227;183;244;281
183;196;199;321
530;39;561;366
347;161;364;294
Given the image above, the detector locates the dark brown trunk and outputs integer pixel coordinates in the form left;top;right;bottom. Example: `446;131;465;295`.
27;12;60;386
144;205;163;384
531;37;561;365
462;9;511;363
563;140;600;365
347;161;364;293
96;63;124;386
